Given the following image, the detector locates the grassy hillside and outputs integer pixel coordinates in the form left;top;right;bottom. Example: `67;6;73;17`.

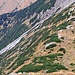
0;0;56;50
0;2;75;75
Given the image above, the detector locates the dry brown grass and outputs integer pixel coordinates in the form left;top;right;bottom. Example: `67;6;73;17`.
0;0;37;15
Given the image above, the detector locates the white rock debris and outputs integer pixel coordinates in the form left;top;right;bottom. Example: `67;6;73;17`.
58;30;64;39
58;34;62;39
9;73;17;75
66;25;73;30
45;42;57;48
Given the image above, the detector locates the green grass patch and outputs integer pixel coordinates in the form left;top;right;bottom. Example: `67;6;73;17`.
56;21;71;30
44;33;61;44
58;48;66;54
17;53;67;73
17;57;30;66
17;64;44;72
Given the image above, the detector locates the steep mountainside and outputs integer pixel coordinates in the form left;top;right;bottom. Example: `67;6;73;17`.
0;0;57;51
0;0;75;52
0;0;75;75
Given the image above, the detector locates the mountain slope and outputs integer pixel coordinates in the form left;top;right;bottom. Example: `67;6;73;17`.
0;0;75;75
0;0;57;52
0;0;75;53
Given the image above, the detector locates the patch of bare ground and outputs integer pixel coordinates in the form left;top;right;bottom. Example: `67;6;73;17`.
18;71;75;75
57;21;75;70
0;0;37;15
7;52;19;60
34;42;46;57
56;19;67;26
